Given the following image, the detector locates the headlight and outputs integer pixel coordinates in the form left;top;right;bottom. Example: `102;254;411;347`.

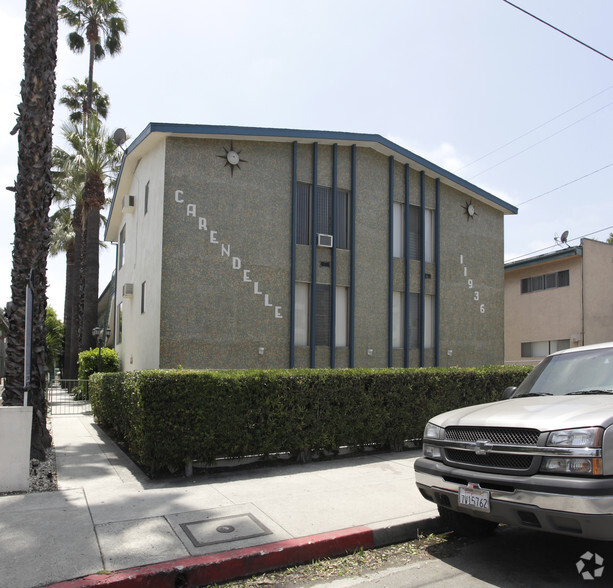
422;423;444;460
541;427;603;475
546;427;603;448
541;457;602;475
423;422;444;440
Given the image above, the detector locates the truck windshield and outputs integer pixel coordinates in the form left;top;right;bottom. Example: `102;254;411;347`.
514;347;613;398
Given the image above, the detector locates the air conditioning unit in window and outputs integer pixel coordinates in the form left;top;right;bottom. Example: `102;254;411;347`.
122;194;135;212
317;233;333;248
122;283;134;297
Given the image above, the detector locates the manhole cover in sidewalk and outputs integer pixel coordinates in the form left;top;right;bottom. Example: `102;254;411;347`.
179;513;273;548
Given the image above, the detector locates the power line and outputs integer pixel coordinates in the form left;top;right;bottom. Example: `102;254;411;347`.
518;162;613;206
458;83;613;172
505;224;613;263
501;0;613;62
468;99;613;180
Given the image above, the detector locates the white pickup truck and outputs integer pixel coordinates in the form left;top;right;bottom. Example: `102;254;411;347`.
414;342;613;540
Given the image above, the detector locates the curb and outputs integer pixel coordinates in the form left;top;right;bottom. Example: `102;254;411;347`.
45;517;438;588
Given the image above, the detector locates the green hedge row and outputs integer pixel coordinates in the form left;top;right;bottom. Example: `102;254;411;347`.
89;366;531;472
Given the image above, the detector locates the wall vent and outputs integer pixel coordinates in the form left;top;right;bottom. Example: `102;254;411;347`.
122;283;134;297
317;233;333;248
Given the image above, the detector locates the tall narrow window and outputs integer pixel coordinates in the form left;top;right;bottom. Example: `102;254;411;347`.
335;286;348;348
424;294;435;349
408;205;421;260
294;282;309;346
336;189;350;249
425;209;435;263
144;181;149;215
393;203;404;258
315;283;331;346
140;281;146;314
409;293;420;349
392;291;404;348
117;302;123;344
296;183;310;245
317;186;333;236
119;226;126;269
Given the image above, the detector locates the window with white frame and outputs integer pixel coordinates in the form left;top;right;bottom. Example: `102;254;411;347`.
140;281;146;314
294;282;309;346
521;339;570;357
119;225;126;269
424;294;435;349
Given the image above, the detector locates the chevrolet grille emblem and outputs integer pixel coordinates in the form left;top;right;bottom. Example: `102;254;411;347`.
474;439;493;455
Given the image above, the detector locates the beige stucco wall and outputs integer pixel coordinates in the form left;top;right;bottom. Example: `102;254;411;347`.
583;239;613;345
504;254;583;363
114;140;165;371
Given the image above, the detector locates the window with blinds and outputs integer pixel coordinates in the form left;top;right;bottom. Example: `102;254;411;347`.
521;270;569;294
296;183;350;249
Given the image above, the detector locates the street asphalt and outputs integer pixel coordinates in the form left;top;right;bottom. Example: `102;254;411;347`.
0;413;438;588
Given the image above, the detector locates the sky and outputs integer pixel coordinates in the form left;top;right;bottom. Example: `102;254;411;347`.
1;0;613;321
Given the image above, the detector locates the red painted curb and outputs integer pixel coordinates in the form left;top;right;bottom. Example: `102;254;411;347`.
46;526;375;587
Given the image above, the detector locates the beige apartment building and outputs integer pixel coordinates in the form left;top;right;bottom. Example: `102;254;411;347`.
504;238;613;364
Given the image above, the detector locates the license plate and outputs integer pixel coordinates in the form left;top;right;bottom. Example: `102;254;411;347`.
458;485;490;512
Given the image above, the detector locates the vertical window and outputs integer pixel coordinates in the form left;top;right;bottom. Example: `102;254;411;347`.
425;209;434;263
144;181;149;215
296;183;310;245
393;202;404;258
140;281;146;314
315;283;331;346
335;286;348;348
317;186;333;236
336;189;350;249
424;294;435;349
294;282;309;346
392;291;404;348
119;226;126;269
409;205;421;260
409;293;420;349
117;302;123;344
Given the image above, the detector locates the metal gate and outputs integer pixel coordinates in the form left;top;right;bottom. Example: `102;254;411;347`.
46;380;91;415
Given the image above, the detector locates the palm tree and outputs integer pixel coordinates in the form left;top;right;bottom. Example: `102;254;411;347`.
60;77;110;134
58;0;126;124
3;0;58;460
53;79;109;378
54;118;122;353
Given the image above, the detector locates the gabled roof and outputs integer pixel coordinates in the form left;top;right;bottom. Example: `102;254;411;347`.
106;123;518;241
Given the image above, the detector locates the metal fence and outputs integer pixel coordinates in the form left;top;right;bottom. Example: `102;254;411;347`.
45;380;91;415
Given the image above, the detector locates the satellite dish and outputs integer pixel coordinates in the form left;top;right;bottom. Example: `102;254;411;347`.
560;230;569;244
113;128;127;147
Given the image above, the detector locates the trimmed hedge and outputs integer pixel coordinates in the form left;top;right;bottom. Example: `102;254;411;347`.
89;366;531;472
75;348;120;399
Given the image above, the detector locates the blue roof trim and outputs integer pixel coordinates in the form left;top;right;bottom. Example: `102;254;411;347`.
505;246;582;270
123;123;518;214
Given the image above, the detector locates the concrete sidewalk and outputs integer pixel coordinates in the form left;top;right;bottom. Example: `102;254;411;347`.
0;414;438;588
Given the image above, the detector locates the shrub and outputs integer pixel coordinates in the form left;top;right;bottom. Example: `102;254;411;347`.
76;348;119;399
89;365;532;473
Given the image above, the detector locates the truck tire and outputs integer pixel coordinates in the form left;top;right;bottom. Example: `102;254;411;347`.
437;505;499;537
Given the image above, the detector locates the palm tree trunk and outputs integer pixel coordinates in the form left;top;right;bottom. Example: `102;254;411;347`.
3;0;58;460
81;203;100;351
62;239;75;379
67;205;83;379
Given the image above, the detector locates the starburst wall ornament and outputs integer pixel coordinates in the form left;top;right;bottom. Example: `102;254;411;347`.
217;142;247;176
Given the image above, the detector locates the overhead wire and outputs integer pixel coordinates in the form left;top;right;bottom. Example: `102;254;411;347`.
458;83;613;172
501;0;613;62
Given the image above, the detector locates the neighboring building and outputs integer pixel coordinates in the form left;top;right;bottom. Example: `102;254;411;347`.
504;238;613;364
105;124;517;371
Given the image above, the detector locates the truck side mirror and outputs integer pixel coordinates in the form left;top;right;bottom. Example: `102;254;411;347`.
502;386;517;400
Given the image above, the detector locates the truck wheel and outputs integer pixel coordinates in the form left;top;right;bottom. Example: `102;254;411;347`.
437;506;499;537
